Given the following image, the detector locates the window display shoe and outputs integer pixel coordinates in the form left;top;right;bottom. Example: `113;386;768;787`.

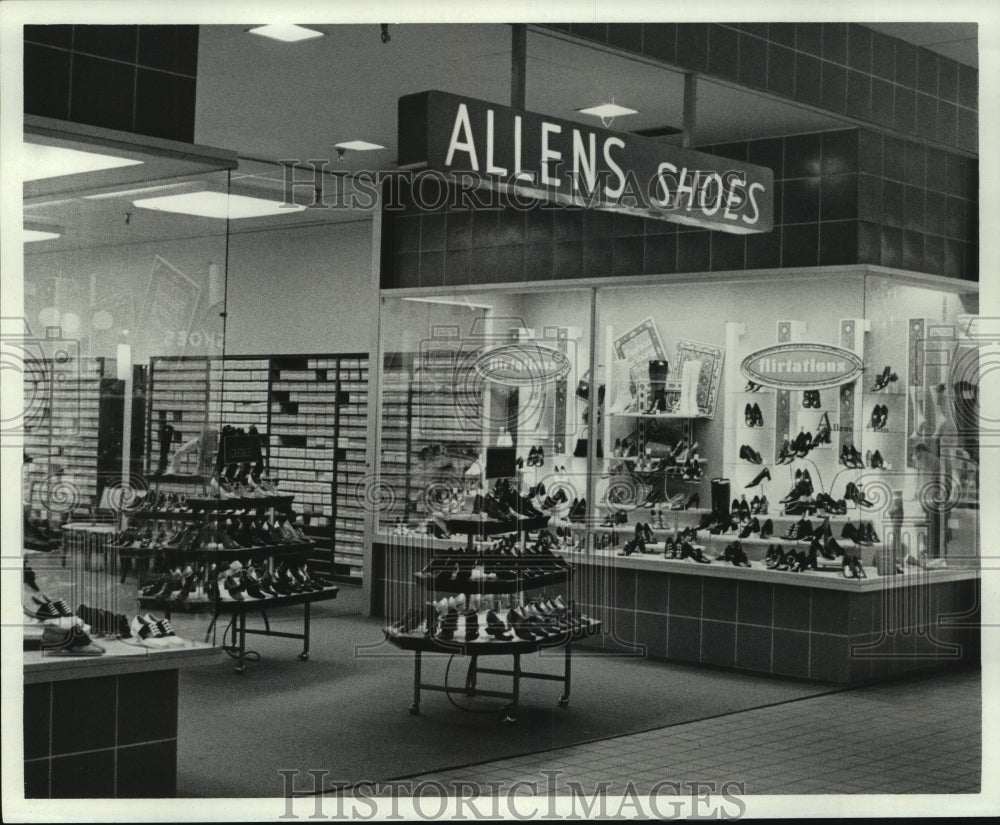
679;542;711;563
777;439;795;465
759;518;774;539
870;366;899;392
41;625;105;656
128;615;174;649
745;467;771;488
739;445;763;464
744;403;755;427
485;610;512;640
737;517;760;539
752;403;764;427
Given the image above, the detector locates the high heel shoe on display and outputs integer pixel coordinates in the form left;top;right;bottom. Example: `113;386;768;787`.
870;366;899;392
745;467;770;488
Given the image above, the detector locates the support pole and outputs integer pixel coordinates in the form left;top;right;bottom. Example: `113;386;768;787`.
511;24;527;108
682;73;698;148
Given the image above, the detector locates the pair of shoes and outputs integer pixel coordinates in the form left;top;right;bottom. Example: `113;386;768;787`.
781;469;814;504
869;404;889;430
527;446;544;467
750;494;769;516
716;541;751;567
731;497;751;522
128;614;187;648
842;522;880;545
866;449;886;469
802;390;821;409
744;403;764;427
840;443;865;469
870;366;898;392
842;555;868;578
844;482;874;508
739;445;763;464
815;492;847;515
41;625;105;656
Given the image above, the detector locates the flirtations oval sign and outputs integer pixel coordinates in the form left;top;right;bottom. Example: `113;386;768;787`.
741;343;863;391
472;343;571;387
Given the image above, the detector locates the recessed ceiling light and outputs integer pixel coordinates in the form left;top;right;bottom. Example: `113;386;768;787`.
23;144;143;181
248;24;324;42
576;103;639;118
24;229;61;243
335;140;386;151
132;192;307;219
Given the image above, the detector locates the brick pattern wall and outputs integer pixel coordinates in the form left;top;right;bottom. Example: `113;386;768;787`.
544;23;977;155
381;127;978;288
24;25;198;142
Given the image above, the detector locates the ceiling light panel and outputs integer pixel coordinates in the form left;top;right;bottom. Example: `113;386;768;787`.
335;140;386;151
23;144;143;181
248;24;324;42
576;103;639;118
24;229;61;243
132;192;307;219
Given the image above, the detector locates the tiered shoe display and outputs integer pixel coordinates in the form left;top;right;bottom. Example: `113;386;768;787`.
126;477;337;672
385;509;599;722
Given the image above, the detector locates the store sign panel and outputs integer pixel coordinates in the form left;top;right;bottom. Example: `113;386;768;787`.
472;343;571;387
741;343;863;390
398;90;773;234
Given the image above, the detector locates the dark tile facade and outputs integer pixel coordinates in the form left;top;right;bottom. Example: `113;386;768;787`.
544;22;976;154
24;25;199;142
382;127;978;287
375;542;979;684
24;670;180;798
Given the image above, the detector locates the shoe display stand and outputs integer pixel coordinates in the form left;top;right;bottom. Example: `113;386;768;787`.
128;494;338;674
384;515;599;724
147;352;370;580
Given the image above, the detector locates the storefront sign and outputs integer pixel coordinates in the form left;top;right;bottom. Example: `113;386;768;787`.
398;90;773;234
472;342;571;387
740;343;864;390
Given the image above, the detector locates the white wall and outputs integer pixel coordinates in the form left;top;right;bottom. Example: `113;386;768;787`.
224;218;377;356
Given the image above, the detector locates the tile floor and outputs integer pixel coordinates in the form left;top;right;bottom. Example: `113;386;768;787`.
388;667;981;796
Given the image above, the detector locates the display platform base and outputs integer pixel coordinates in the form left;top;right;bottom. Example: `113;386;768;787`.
384;620;601;724
24;639;218;798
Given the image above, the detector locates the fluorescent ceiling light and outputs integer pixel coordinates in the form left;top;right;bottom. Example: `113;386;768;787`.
335;140;385;151
24;229;61;243
23;143;143;181
132;191;307;219
576;103;639;118
84;183;193;200
248;24;324;42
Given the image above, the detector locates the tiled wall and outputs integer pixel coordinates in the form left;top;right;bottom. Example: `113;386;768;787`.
544;23;977;155
380;127;978;288
372;541;979;683
709;127;978;280
24;670;179;798
24;25;199;142
577;566;980;683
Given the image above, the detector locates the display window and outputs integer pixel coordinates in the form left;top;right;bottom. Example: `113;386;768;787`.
375;271;978;581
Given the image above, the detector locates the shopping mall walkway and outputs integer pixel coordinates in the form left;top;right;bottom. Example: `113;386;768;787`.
392;666;981;796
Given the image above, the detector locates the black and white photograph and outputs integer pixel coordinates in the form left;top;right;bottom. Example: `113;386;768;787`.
0;0;996;819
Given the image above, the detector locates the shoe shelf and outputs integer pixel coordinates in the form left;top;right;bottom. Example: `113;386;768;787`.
148;352;371;582
414;566;570;594
609;411;711;420
152;539;318;562
142;584;339;674
183;494;296;511
385;516;593;723
23;355;107;521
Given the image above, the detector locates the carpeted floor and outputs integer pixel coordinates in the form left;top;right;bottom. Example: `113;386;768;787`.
23;560;841;799
173;587;836;798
